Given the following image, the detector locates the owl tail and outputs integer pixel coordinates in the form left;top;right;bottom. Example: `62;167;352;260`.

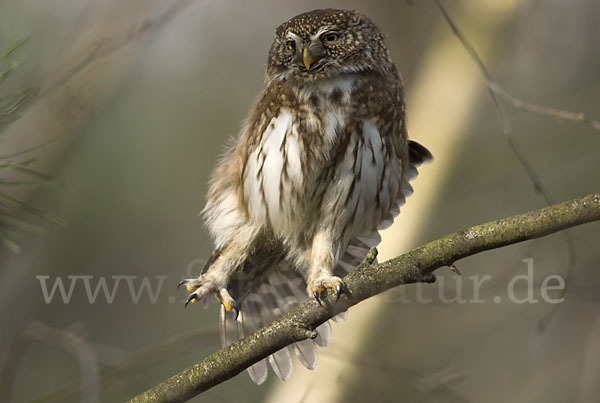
219;263;335;384
216;232;378;385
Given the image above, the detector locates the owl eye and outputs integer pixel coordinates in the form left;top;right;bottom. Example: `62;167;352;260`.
321;32;339;42
286;40;296;51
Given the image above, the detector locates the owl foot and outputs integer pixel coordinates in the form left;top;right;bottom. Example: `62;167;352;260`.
178;278;238;317
310;275;344;306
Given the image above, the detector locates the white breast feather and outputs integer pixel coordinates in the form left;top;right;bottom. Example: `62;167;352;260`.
285;125;303;186
262;111;292;219
244;111;296;232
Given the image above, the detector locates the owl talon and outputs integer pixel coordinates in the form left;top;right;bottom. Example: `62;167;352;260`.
215;288;238;315
185;294;197;308
314;290;323;306
335;283;343;299
177;279;196;290
179;278;202;292
180;277;237;309
310;276;344;305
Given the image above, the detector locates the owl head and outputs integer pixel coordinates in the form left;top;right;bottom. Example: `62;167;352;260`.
267;9;395;83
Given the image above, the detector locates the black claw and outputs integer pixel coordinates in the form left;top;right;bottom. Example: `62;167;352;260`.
335;284;342;299
233;307;239;321
314;290;322;306
177;280;187;290
185;294;196;308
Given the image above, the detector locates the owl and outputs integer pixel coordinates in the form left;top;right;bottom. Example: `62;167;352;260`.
180;9;432;384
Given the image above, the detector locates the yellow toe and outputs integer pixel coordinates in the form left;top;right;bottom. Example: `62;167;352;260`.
215;291;234;311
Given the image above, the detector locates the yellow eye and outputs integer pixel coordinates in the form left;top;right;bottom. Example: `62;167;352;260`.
287;40;296;51
322;32;339;42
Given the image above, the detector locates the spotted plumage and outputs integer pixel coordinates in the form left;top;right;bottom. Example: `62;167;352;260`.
180;8;432;384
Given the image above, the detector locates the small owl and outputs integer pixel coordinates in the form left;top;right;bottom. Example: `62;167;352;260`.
180;9;432;384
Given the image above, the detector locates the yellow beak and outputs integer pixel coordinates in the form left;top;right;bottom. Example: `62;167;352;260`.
303;47;316;70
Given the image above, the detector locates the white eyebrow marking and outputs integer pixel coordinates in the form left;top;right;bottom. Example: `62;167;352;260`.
285;32;302;41
311;26;338;40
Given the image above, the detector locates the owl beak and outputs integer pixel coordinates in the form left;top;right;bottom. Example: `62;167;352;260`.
303;47;318;70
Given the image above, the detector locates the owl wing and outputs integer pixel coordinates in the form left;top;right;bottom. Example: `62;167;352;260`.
218;139;431;385
333;139;433;293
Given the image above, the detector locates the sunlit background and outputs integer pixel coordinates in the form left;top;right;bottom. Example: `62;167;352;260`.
1;0;599;402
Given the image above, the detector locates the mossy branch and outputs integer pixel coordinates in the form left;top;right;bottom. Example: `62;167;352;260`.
128;192;600;403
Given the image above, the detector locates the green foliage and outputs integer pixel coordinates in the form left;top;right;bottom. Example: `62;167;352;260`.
0;37;37;132
0;37;61;253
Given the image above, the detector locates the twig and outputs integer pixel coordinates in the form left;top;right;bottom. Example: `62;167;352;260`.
433;0;600;132
487;82;600;131
128;192;600;403
433;0;579;331
36;0;193;99
448;264;461;275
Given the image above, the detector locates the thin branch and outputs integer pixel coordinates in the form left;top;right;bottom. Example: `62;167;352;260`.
128;192;600;403
433;0;579;331
488;82;600;131
36;0;193;99
434;0;554;204
433;0;600;132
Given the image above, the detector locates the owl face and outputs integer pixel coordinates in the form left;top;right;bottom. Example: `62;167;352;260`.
267;9;394;83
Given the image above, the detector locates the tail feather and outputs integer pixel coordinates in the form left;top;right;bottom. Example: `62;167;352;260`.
219;305;238;348
247;357;268;385
237;302;268;384
293;339;318;370
260;292;294;380
314;321;332;347
331;311;349;322
268;346;293;381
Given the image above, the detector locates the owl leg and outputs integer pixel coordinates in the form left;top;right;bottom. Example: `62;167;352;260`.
179;238;249;312
307;230;344;305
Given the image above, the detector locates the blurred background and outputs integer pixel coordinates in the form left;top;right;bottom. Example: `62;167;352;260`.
0;0;599;402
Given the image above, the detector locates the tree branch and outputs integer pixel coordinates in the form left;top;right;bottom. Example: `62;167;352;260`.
128;192;600;403
433;0;600;132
